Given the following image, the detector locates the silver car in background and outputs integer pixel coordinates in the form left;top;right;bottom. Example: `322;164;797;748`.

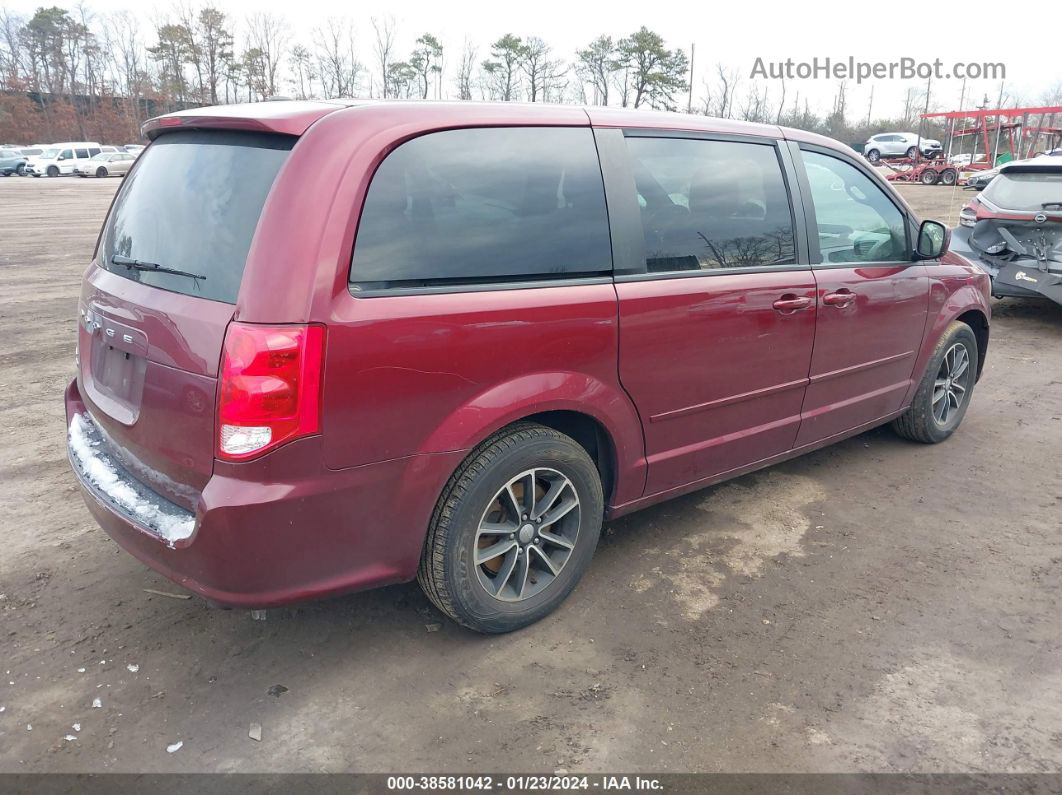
73;152;137;178
864;132;942;162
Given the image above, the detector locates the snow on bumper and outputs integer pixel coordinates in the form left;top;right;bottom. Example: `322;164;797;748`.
68;412;195;547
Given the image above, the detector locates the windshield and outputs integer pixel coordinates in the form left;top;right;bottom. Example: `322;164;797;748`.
99;129;293;303
983;172;1062;212
90;153;108;160
39;148;59;158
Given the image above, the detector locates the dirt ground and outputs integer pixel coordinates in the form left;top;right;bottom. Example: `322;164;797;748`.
1;176;1060;774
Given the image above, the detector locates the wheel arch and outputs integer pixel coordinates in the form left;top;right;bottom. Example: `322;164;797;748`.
902;281;991;408
955;308;989;381
416;372;647;508
515;409;617;505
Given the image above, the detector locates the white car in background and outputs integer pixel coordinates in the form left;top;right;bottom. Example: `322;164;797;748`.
73;151;137;178
864;132;942;163
24;143;120;177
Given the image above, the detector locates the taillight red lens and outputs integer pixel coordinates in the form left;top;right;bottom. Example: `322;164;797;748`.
217;322;325;461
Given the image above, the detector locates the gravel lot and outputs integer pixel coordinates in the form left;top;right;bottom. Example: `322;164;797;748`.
1;176;1060;774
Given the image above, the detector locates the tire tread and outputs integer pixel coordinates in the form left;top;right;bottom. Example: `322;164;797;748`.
417;422;575;630
892;320;977;443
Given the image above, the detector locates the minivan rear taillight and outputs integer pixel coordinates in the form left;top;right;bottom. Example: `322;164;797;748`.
217;323;325;461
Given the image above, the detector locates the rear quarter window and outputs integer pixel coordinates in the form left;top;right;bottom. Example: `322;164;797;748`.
99;130;293;303
350;127;613;290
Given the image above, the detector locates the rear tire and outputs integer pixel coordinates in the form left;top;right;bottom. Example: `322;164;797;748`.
920;169;939;185
892;321;978;444
418;422;603;633
940;168;958;186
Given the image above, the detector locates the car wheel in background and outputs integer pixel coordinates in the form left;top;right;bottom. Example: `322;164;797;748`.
940;169;958;186
892;321;978;444
866;149;880;163
906;146;919;159
96;167;108;178
46;165;59;177
920;169;939;185
418;422;603;633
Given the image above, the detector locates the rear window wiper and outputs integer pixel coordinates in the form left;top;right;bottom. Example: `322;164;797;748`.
111;254;207;283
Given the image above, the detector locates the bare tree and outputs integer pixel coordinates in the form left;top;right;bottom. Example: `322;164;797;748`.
313;17;361;98
246;12;287;97
105;11;146;134
288;44;314;99
0;9;26;88
455;39;476;100
370;16;396;98
738;82;771;122
701;62;739;118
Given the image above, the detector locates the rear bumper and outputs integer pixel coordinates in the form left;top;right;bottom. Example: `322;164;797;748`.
65;379;463;608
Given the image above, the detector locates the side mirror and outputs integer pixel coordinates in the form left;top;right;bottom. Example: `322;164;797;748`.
915;219;950;260
57;154;65;160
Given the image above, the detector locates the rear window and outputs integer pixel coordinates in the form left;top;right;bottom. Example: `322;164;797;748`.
983;171;1062;212
350;127;612;290
99;130;293;303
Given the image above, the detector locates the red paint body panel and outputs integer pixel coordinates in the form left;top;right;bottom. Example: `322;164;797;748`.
796;264;930;446
320;284;647;504
68;379;462;603
64;101;991;608
615;271;817;493
77;265;233;509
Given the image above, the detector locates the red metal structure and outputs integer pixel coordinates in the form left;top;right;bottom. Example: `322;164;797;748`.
883;160;960;186
922;106;1062;169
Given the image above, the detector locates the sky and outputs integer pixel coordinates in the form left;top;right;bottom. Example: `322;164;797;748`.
6;0;1060;117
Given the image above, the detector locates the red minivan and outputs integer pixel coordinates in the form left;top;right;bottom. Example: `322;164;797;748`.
66;101;991;633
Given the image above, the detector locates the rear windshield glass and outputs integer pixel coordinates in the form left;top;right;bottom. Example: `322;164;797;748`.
983;172;1062;212
99;130;293;303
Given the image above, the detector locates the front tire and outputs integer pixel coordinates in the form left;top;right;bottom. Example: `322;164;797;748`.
96;166;108;178
46;165;59;177
866;149;881;163
906;146;919;159
418;423;603;633
892;321;978;443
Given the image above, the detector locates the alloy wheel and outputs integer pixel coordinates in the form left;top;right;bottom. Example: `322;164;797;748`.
474;468;580;602
932;343;971;425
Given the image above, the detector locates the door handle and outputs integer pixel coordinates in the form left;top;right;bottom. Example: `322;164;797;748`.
772;295;812;313
823;289;856;307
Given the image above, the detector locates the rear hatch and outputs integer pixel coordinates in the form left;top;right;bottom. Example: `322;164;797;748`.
76;129;294;512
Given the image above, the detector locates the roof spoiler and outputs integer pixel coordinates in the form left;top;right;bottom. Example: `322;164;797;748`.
141;101;352;140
